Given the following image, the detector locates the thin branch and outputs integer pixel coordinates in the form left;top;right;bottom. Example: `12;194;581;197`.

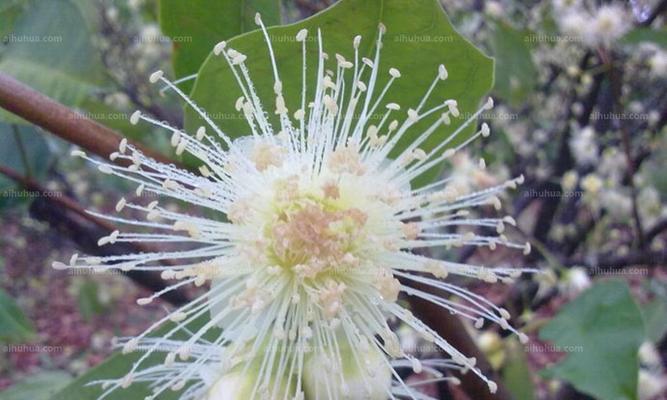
0;72;177;166
640;0;667;26
646;218;667;244
403;278;513;400
0;164;189;305
564;249;667;270
604;50;646;248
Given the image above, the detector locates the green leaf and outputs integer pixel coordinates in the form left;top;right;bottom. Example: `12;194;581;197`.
48;351;183;400
0;0;27;40
0;288;35;343
621;28;667;49
50;316;214;400
187;0;493;187
159;0;282;91
642;298;667;343
502;339;535;400
539;280;644;400
488;20;537;105
0;0;106;123
0;372;72;400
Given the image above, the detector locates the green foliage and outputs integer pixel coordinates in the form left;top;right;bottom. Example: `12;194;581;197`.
0;0;106;123
539;280;644;400
642;298;667;342
488;20;537;106
159;0;282;91
187;0;493;187
621;28;667;49
502;339;536;400
0;372;72;400
49;351;182;400
50;316;214;400
0;288;35;343
0;0;27;39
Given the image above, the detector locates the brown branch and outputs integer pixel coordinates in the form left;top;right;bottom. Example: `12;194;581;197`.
640;0;667;26
646;218;667;244
0;164;189;305
404;279;513;400
564;249;667;270
0;165;111;229
0;72;176;166
604;51;646;248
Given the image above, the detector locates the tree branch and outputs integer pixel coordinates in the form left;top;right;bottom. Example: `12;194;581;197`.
564;249;667;270
0;164;189;306
403;279;513;400
0;72;175;166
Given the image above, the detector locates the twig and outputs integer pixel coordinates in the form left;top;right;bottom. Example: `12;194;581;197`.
640;0;667;26
604;50;645;248
0;164;189;305
646;218;667;244
564;249;667;270
0;72;176;166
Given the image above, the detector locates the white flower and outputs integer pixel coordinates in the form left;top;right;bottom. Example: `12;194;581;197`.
559;267;591;297
581;173;603;194
639;342;663;370
649;50;667;77
639;369;667;400
599;188;632;219
585;4;631;47
569;126;599;166
552;0;581;12
56;17;532;399
558;10;589;39
561;170;579;192
556;2;630;48
484;1;504;18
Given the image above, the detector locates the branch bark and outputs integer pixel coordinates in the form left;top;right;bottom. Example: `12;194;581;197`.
0;164;189;306
404;279;513;400
0;72;174;166
564;249;667;270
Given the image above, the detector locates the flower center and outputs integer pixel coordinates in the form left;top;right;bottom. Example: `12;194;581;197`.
266;186;368;279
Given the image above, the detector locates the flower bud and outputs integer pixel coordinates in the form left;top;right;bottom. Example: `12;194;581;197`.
303;339;391;400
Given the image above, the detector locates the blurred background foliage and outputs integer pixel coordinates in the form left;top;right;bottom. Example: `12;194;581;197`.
0;0;665;399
